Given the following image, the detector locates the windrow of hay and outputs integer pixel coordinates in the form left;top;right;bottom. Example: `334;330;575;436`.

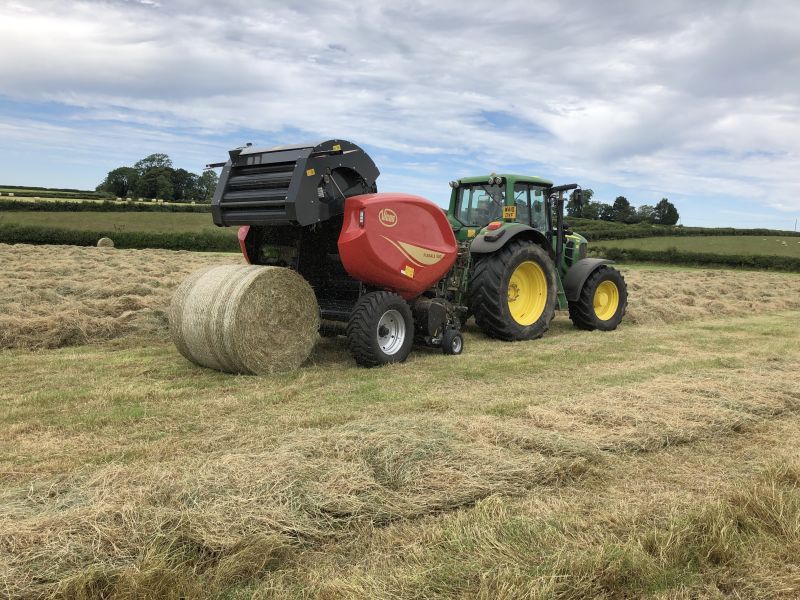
3;348;799;598
1;307;799;597
0;244;234;349
1;244;800;350
0;417;599;599
471;368;800;455
169;265;319;374
622;267;800;325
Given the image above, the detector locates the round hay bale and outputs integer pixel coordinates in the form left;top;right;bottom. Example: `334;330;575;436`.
97;237;114;248
169;265;319;375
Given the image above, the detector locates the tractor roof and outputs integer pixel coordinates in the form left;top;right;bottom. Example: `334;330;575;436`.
457;174;553;186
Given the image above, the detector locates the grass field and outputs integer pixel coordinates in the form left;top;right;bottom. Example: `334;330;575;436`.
1;244;800;598
599;235;800;258
0;211;225;234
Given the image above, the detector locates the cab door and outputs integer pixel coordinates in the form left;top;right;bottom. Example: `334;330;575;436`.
512;183;549;232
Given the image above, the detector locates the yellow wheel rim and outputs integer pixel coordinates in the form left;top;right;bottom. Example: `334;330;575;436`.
593;280;620;321
507;261;547;326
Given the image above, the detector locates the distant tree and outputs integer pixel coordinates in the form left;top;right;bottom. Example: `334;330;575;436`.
566;193;581;218
195;170;219;202
636;204;656;223
155;174;174;200
612;196;636;223
653;198;679;225
581;201;601;220
135;167;174;200
96;167;138;197
597;203;615;221
567;188;593;218
170;168;198;201
134;153;173;173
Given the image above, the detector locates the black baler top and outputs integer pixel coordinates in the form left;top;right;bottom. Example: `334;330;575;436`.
211;139;379;227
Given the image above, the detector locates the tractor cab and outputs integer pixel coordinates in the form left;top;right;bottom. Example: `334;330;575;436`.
447;174;554;242
446;173;593;284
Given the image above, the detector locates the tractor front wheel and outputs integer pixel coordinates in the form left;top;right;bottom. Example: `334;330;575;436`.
568;266;627;331
468;240;557;341
347;291;414;367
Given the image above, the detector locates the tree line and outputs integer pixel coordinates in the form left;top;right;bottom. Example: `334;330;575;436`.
567;190;679;225
96;154;218;202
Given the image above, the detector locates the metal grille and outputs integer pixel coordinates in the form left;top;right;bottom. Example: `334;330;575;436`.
218;162;296;223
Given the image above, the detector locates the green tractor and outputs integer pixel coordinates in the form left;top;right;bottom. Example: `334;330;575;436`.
447;173;627;341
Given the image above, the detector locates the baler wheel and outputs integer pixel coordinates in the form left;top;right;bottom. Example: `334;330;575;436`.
568;266;627;331
468;240;557;341
441;330;464;355
347;291;414;367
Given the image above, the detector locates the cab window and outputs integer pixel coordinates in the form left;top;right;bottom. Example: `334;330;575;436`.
457;184;505;226
530;186;547;230
512;183;531;224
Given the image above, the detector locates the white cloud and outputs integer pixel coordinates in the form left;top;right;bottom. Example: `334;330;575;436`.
0;0;799;216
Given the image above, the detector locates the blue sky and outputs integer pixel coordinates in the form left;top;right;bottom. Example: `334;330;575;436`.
1;0;799;230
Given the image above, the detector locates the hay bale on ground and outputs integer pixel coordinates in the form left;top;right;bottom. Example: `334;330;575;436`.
97;237;114;248
169;265;319;375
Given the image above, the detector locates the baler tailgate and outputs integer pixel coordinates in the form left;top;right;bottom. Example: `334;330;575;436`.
212;139;379;227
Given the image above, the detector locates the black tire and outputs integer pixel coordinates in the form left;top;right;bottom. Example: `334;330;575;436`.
568;266;627;331
468;240;557;341
441;330;464;355
347;291;414;367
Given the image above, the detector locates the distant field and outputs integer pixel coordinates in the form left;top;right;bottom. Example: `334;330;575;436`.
599;235;800;258
0;193;201;206
1;193;119;203
0;210;221;234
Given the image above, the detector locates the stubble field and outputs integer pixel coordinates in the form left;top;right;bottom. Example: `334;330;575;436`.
1;243;799;599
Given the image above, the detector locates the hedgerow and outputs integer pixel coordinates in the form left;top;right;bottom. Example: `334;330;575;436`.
570;218;800;241
0;224;237;252
595;245;800;271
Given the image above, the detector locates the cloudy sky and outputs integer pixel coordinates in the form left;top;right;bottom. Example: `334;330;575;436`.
1;0;799;229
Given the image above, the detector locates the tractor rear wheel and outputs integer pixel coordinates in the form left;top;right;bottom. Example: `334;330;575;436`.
347;291;414;367
568;266;627;331
468;240;557;341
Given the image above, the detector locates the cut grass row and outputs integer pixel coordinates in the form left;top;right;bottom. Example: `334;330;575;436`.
1;244;800;597
3;244;800;351
2;307;798;598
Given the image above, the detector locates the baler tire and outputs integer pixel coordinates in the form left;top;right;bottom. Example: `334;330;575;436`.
347;291;414;367
468;240;557;341
568;266;627;331
441;330;464;355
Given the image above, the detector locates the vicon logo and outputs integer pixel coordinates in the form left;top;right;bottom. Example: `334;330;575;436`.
378;208;398;227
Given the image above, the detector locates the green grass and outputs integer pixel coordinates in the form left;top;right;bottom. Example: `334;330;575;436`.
599;235;800;258
0;210;222;234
